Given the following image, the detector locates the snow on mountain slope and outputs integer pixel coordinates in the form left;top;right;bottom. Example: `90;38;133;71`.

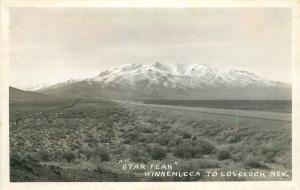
38;62;291;99
90;62;180;89
88;62;285;89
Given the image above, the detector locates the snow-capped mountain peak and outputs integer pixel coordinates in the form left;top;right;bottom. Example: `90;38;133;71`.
38;62;291;100
88;62;286;90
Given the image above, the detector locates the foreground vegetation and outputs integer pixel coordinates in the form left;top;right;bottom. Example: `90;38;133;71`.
9;99;291;181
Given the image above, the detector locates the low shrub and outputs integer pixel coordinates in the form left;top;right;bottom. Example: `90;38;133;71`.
137;134;148;143
227;135;240;143
128;147;149;163
123;131;139;144
261;143;280;163
216;149;231;160
69;143;79;150
196;159;220;168
193;139;216;156
173;143;194;159
61;151;76;162
36;150;52;162
156;133;173;146
140;127;154;133
150;146;167;160
243;157;264;168
173;140;216;159
182;132;192;139
96;147;111;161
168;136;183;147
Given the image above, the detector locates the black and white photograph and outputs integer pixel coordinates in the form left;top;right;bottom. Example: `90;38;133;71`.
1;1;299;189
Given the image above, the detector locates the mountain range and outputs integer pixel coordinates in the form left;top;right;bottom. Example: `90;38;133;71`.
30;62;290;100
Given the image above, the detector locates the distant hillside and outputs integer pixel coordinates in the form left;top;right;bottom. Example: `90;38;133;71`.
9;87;73;108
10;87;49;100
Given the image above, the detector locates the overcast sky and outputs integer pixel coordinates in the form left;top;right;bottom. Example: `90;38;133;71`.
10;8;291;89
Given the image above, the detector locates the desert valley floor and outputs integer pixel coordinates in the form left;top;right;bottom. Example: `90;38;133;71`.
9;99;291;181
